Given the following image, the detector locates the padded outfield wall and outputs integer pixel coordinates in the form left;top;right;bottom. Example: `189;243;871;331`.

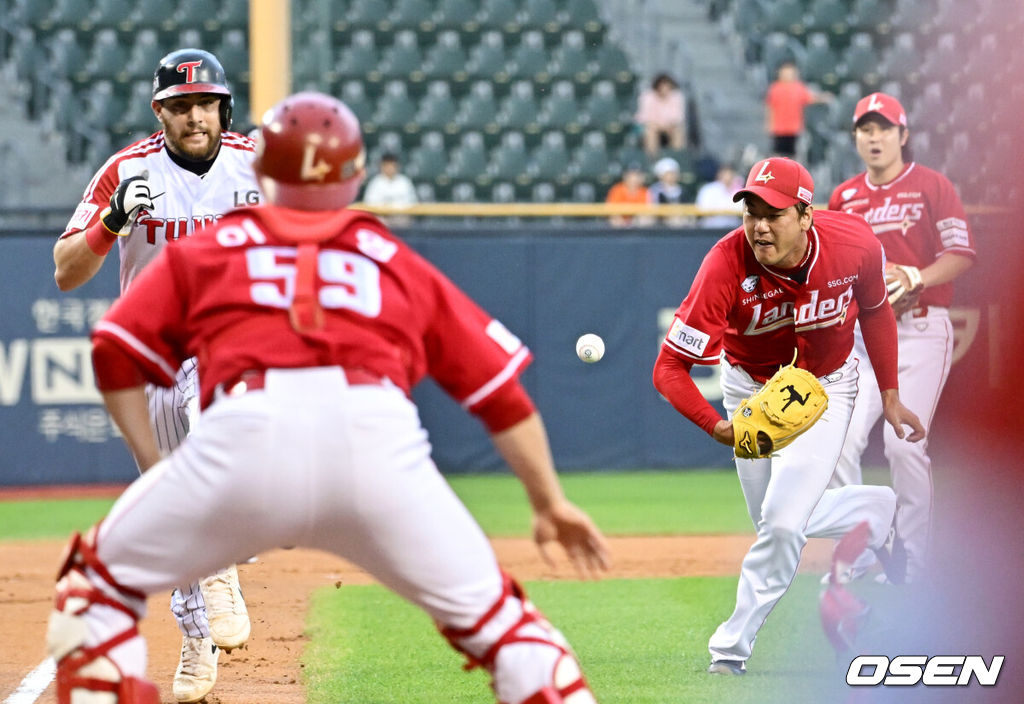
0;220;1001;485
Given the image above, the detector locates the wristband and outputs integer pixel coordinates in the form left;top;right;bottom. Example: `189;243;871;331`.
85;219;119;256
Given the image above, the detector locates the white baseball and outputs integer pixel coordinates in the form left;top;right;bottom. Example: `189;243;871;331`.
575;333;605;363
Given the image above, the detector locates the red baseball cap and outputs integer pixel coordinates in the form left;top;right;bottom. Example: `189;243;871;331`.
853;92;907;127
733;157;814;209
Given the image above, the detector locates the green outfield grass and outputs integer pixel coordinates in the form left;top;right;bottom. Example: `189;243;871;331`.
0;469;893;702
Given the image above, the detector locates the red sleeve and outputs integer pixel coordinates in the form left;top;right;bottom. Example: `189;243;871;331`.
61;160;120;238
858;302;899;391
92;337;147;390
652;348;723;436
930;171;975;258
853;225;889;311
827;184;844;211
91;246;190;387
661;243;734;364
471;378;536;433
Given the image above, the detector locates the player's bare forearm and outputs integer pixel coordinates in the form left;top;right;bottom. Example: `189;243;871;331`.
54;232;107;291
490;412;611;576
712;419;734;446
920;252;973;288
101;386;163;471
880;388;926;443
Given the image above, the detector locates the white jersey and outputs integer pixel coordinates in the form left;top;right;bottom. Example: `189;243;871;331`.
61;130;260;293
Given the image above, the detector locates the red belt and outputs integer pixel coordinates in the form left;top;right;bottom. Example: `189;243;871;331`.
910;306;929;318
225;368;386;395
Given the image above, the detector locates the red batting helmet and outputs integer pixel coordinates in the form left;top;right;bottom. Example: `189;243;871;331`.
152;48;233;129
252;92;366;211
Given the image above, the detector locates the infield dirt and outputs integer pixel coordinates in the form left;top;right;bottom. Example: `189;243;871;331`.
1;536;831;703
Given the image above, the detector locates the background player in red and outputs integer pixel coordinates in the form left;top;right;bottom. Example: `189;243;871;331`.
51;48;255;702
828;93;975;584
45;91;610;704
652;157;924;675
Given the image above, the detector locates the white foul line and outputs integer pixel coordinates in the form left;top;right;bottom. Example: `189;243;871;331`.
3;658;54;704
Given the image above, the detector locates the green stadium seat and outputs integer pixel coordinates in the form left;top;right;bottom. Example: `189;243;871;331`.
116;81;160;137
804;0;849;39
435;0;482;41
292;29;336;88
82;79;125;132
762;0;806;38
336;30;381;84
847;0;892;35
388;0;437;42
371;80;419;133
91;0;136;32
339;80;375;124
48;29;89;86
760;32;802;80
880;32;922;87
487;130;530;184
571;130;613;187
520;0;562;43
801;32;841;90
218;0;249;30
332;0;394;43
560;0;605;42
466;30;511;84
212;29;250;84
451;181;479;202
530;181;557;203
529;131;570;184
591;42;634;98
123;29;165;82
571;180;598;203
406;130;449;181
377;30;426;84
9;27;48;89
537;80;583;134
48;0;94;32
132;0;179;36
496;80;542;140
9;0;56;33
422;30;469;85
445;131;489;182
414;80;458;135
415;181;437;202
476;0;521;36
455;80;500;138
547;29;593;86
582;79;626;132
839;32;881;90
507;30;550;84
84;28;131;83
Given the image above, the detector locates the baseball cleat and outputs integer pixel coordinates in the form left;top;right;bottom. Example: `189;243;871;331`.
200;564;250;650
173;636;219;703
819;563;872;586
707;659;746;675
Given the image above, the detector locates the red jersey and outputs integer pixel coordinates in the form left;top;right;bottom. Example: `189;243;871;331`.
828;162;975;308
662;209;888;381
93;206;532;411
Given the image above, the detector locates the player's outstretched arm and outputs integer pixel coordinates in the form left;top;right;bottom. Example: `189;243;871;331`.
490;412;612;578
880;389;926;443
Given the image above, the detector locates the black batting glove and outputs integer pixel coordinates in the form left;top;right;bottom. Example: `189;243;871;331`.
101;171;154;235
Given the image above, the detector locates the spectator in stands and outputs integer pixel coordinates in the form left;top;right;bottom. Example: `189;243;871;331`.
764;61;832;159
605;162;654;228
635;73;687;159
695;163;743;229
362;152;418;226
649;157;691;227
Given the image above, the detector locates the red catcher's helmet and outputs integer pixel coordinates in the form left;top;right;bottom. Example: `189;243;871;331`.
152;48;233;129
252;92;366;211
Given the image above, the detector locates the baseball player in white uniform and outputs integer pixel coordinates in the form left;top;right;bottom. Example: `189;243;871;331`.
828;93;975;584
653;157;925;674
52;49;257;702
44;91;610;704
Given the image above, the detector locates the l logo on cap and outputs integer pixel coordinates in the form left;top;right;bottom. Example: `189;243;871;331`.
867;93;884;111
754;160;775;184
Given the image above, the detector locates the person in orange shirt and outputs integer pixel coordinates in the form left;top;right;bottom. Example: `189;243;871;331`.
764;61;832;158
605;163;654;227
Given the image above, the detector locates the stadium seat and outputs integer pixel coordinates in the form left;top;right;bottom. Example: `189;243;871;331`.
537;80;583;134
415;80;458;135
476;0;521;36
217;0;249;30
465;30;511;84
84;28;130;83
762;0;806;37
213;28;250;84
455;80;500;138
760;32;803;81
47;29;89;86
336;30;381;85
919;32;961;86
880;33;921;87
415;181;437;202
804;0;850;39
388;0;437;42
91;0;136;32
801;32;840;90
406;130;449;182
832;80;864;131
838;32;881;90
487;130;530;184
450;181;478;202
571;180;598;203
292;28;336;88
116;80;160;137
519;0;562;42
529;131;570;184
132;0;179;36
121;29;166;82
507;30;551;84
591;42;635;97
82;79;125;133
496;80;542;139
9;27;48;89
339;80;375;124
547;29;593;86
377;30;426;84
583;79;627;133
560;0;606;44
571;131;613;187
47;0;93;32
9;0;56;33
803;101;835;164
531;180;557;203
847;0;892;35
435;0;482;38
445;131;489;183
490;181;517;203
889;1;936;38
371;80;419;133
422;30;469;86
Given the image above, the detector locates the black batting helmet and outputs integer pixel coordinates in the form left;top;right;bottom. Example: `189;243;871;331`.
152;49;233;130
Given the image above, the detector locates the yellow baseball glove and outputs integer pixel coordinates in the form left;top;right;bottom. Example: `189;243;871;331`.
732;356;829;459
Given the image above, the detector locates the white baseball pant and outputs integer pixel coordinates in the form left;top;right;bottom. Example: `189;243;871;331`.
831;309;953;581
708;354;897;664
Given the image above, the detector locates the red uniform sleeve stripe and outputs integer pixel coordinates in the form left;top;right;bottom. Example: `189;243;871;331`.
460;347;531;409
93;321;178;383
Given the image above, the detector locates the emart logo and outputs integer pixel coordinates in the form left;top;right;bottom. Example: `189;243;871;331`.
847;655;1004;687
